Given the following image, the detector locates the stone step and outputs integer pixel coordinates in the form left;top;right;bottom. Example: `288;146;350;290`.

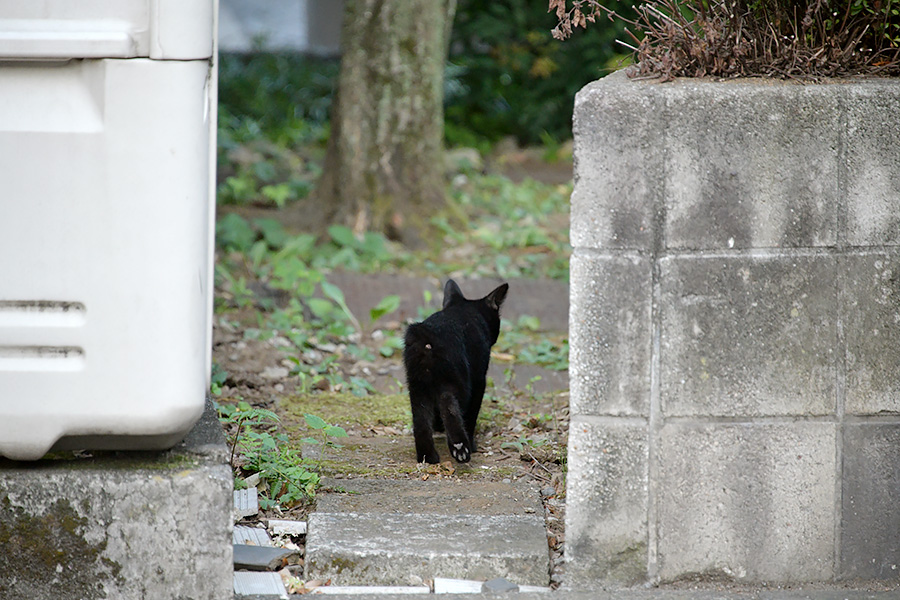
316;477;543;515
305;511;549;587
306;479;550;587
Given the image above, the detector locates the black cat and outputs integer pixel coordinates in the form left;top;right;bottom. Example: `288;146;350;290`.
403;279;508;463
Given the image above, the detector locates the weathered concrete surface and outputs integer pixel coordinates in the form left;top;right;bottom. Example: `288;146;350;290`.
659;254;837;417
237;588;900;599
567;71;900;588
569;253;652;417
841;422;900;579
0;400;232;600
841;253;900;414
565;420;648;587
316;477;543;515
306;479;549;587
305;512;549;586
657;422;836;583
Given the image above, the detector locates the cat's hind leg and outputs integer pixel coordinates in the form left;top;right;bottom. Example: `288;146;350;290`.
438;388;470;463
464;376;486;453
411;392;441;464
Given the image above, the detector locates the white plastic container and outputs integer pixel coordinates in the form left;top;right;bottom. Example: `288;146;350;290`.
0;0;218;460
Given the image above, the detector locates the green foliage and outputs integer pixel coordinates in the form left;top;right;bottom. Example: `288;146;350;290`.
215;400;321;507
301;413;349;448
447;0;631;145
501;434;548;453
210;362;228;396
435;174;571;280
497;316;569;371
218;53;337;140
370;295;401;323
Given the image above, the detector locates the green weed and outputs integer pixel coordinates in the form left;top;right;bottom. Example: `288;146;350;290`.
215;400;333;508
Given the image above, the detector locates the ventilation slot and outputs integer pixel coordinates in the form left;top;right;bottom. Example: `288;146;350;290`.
0;300;86;327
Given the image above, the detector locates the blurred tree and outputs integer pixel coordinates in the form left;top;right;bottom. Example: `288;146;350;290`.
314;0;456;246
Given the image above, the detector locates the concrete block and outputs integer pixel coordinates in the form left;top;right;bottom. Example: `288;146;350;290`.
0;400;233;600
657;422;836;583
842;253;900;414
305;512;549;586
660;254;837;417
844;81;900;246
569;251;652;416
662;80;840;250
841;422;900;579
571;75;666;251
566;419;648;587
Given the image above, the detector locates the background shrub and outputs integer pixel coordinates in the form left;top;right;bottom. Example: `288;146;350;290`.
552;0;900;79
448;0;631;146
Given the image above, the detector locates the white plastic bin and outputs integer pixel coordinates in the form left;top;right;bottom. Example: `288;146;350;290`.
0;0;218;460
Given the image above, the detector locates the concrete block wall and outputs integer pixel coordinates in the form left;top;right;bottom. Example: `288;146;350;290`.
566;71;900;587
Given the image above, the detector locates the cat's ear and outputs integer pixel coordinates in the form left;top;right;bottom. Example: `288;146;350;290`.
485;283;508;311
443;279;464;309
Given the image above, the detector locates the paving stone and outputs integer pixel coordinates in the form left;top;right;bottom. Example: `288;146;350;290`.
317;477;542;515
305;512;549;586
234;486;259;518
234;544;299;571
232;571;287;598
267;519;307;536
235;525;274;546
326;272;569;332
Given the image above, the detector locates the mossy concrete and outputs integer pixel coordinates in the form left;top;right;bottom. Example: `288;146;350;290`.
0;400;232;599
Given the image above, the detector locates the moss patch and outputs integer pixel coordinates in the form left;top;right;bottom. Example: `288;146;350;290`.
0;495;121;598
279;392;411;429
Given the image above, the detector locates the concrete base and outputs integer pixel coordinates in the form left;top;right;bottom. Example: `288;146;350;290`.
0;399;233;600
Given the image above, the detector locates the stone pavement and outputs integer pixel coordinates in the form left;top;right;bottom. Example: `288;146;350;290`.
238;589;899;599
304;478;551;587
234;476;899;599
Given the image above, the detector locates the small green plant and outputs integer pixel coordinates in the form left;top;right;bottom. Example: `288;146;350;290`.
216;400;320;508
301;413;349;449
502;434;548;453
210;363;228;396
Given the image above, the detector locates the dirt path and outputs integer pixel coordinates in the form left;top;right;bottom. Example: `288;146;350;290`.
214;272;570;586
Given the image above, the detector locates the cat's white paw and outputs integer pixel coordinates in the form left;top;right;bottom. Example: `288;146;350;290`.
450;441;470;462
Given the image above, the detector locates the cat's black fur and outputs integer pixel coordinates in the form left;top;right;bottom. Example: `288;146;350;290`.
403;279;508;464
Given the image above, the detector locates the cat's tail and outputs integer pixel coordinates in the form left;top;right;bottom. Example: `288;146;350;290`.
403;323;436;376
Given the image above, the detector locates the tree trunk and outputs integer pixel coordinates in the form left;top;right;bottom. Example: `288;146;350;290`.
314;0;456;246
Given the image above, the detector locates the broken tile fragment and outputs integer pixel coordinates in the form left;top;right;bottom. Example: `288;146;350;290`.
234;544;299;571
